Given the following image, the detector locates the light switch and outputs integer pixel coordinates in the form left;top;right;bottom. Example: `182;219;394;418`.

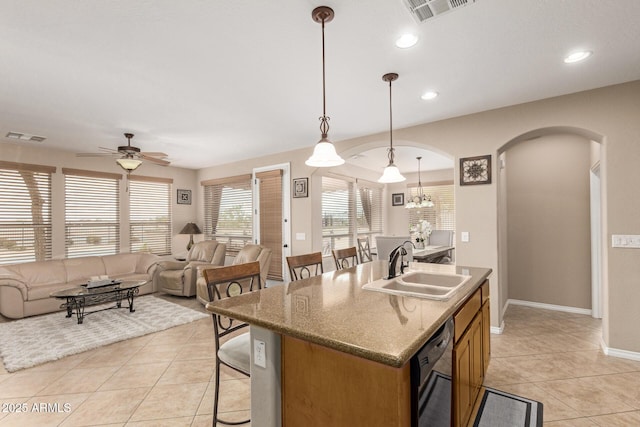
296;232;306;241
612;234;640;248
461;232;470;242
253;339;266;368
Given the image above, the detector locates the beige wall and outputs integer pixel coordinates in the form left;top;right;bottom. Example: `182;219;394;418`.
505;134;592;309
4;80;640;355
1;141;198;257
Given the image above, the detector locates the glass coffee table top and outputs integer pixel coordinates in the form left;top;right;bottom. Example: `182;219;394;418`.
50;280;146;298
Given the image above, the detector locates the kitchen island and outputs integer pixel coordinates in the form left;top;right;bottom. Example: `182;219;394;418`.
206;260;492;427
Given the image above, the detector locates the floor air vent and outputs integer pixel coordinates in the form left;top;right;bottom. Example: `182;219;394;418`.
403;0;476;23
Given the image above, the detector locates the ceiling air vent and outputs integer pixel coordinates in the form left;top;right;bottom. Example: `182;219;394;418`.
403;0;476;23
5;132;46;142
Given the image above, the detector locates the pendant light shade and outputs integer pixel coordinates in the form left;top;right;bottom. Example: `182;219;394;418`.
305;6;345;168
406;156;435;208
378;73;405;183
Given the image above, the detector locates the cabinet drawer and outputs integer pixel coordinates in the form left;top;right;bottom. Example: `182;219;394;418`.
481;280;489;304
454;288;481;342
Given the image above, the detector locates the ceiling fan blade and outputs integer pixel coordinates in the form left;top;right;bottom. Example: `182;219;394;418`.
76;152;119;157
140;154;170;166
140;151;168;158
98;146;120;153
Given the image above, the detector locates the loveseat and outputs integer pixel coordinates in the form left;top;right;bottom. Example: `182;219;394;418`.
0;253;159;319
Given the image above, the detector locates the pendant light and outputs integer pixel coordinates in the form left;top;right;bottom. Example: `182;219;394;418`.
405;156;434;208
305;6;345;168
378;73;406;183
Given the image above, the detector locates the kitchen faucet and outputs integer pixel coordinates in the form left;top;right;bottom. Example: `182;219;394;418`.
387;240;415;279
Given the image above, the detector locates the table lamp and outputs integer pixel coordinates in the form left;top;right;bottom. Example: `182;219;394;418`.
179;222;202;251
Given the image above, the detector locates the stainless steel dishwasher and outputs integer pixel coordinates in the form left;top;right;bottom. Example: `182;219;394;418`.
410;318;454;427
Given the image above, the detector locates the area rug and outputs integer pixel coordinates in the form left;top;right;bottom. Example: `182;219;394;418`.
0;295;209;372
420;371;543;426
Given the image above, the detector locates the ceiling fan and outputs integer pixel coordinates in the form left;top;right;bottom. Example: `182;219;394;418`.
77;133;170;172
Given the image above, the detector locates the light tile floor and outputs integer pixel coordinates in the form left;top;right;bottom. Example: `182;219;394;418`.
1;298;639;426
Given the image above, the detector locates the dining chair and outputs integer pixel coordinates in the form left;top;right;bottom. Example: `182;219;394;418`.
332;246;359;270
202;261;262;426
428;230;454;264
287;252;324;281
357;236;373;263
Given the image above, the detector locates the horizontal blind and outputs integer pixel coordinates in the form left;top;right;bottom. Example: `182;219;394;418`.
322;176;353;254
0;167;52;264
257;170;282;280
129;180;172;255
356;183;383;234
204;176;252;254
65;173;120;257
408;184;455;232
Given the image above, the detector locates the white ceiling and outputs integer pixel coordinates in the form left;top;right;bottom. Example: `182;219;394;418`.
1;0;639;172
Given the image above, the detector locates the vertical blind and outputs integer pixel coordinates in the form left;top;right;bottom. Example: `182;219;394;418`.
408;183;455;232
0;161;54;264
203;174;253;254
257;170;282;280
64;169;121;257
129;176;172;255
321;176;383;255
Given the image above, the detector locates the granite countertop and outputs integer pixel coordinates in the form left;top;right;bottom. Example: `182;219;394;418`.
206;260;491;368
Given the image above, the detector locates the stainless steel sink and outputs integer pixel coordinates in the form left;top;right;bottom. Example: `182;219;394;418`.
362;271;471;301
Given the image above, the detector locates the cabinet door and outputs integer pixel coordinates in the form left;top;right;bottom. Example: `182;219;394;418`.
470;313;484;394
453;324;473;427
482;301;491;374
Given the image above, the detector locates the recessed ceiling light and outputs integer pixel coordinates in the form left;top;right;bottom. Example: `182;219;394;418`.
564;50;592;64
395;33;418;49
421;91;439;100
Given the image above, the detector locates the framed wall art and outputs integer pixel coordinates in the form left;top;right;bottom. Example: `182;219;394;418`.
392;193;404;206
460;155;492;185
293;178;308;198
177;189;192;205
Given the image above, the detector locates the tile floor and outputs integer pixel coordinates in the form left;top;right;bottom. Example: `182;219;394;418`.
1;297;639;426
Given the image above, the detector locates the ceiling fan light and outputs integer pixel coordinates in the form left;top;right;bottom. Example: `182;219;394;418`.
305;140;345;167
378;163;406;183
116;157;142;172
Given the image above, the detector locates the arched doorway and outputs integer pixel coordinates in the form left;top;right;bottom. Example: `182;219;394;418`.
497;127;604;318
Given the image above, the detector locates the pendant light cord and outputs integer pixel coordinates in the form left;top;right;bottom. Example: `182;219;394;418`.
319;16;330;138
388;77;395;164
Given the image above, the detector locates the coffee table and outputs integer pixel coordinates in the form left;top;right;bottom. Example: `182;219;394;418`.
50;280;146;324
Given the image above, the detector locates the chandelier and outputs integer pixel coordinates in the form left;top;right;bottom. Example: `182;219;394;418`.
405;156;434;209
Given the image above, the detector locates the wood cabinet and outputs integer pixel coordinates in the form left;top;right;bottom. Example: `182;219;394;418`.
452;280;490;427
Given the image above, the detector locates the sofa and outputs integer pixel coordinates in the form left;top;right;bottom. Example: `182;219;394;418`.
154;240;226;297
195;244;272;306
0;253;159;319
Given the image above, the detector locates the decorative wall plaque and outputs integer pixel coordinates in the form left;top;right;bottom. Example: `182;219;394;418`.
460;155;491;185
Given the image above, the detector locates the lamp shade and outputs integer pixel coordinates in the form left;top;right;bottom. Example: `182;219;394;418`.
305;140;345;167
378;164;406;183
116;157;142;172
179;222;202;235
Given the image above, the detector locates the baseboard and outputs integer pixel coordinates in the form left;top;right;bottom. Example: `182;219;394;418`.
490;322;504;335
507;299;592;316
600;337;640;362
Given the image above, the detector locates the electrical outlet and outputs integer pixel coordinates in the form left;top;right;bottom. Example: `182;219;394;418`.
253;339;266;368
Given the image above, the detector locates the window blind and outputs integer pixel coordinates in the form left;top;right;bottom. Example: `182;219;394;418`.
256;170;282;280
0;162;54;264
407;183;455;232
203;174;252;254
64;170;120;257
129;177;172;255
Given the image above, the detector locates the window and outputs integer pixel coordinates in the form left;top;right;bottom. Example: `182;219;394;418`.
321;176;383;255
129;176;172;255
0;161;54;264
202;174;253;255
407;183;455;232
64;168;121;257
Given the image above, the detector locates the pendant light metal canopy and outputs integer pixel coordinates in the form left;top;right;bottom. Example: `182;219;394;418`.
406;156;435;208
305;6;345;168
378;73;406;183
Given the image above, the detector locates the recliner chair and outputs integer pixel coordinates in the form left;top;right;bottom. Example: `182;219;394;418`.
154;240;226;297
195;243;272;305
